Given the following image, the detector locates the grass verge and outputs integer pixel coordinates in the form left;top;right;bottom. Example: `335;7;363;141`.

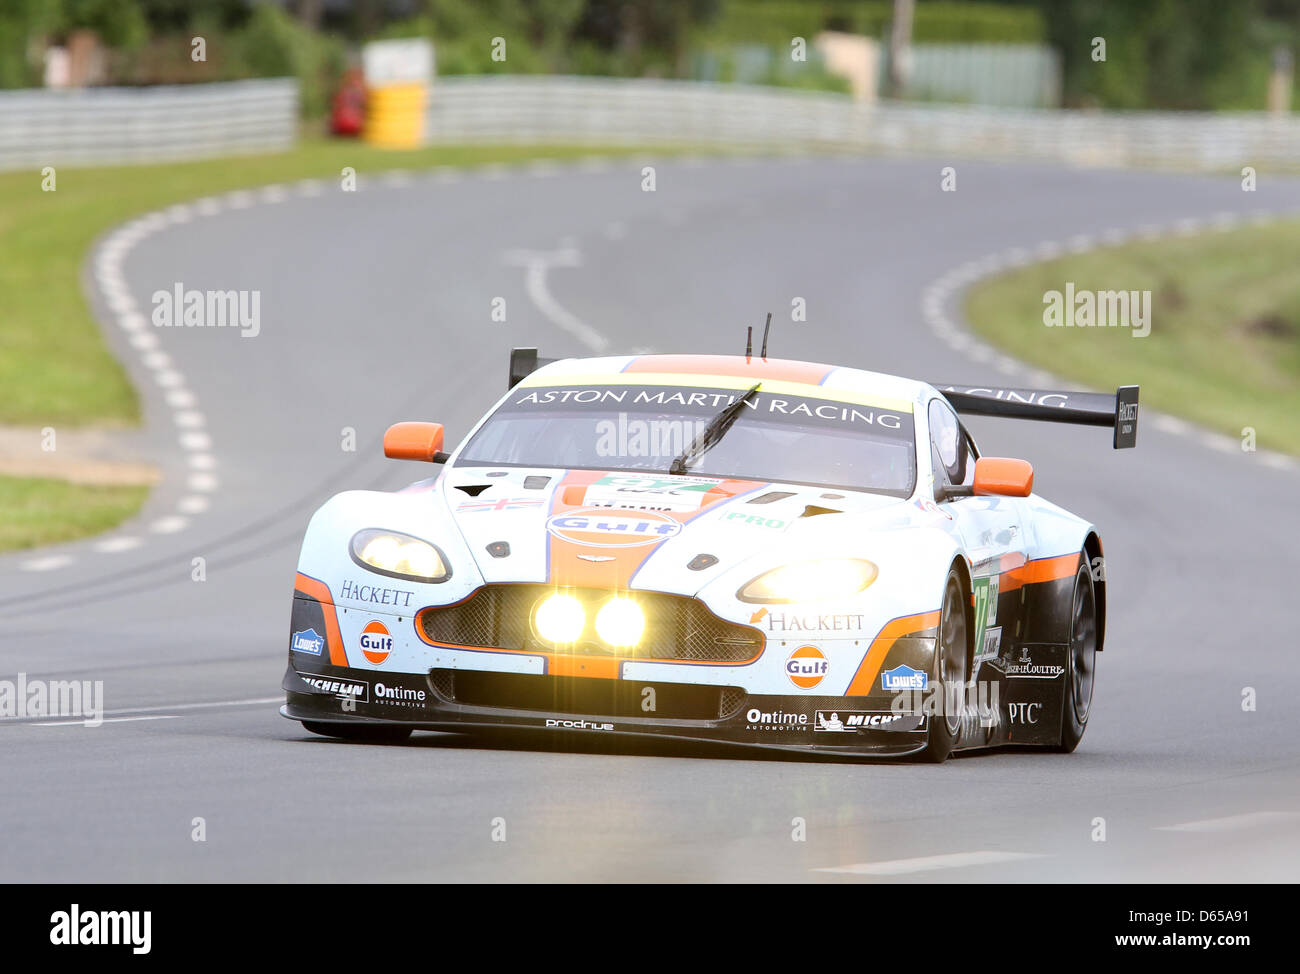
0;478;150;552
964;221;1300;455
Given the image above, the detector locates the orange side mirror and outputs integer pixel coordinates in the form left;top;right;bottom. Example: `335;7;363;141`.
973;457;1034;497
383;422;445;461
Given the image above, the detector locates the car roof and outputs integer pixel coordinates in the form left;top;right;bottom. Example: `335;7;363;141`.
525;353;930;414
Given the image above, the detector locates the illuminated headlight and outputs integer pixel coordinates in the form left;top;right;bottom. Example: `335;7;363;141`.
349;528;450;583
533;593;586;644
737;559;878;604
594;597;645;649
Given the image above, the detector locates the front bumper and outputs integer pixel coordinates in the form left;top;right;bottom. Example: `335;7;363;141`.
282;661;930;757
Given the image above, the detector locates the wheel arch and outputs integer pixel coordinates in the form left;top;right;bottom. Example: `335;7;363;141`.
1083;532;1105;652
949;555;975;674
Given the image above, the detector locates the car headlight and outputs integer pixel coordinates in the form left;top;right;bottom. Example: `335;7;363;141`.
594;597;645;648
349;528;450;583
737;558;878;604
533;593;586;644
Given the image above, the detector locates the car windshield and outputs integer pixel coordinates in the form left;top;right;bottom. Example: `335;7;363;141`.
456;382;917;497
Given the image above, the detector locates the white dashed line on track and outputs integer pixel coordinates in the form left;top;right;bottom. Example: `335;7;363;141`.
3;696;283;727
93;536;143;554
36;715;181;727
814;851;1044;876
188;473;220;492
150;516;189;534
1155;812;1300;833
19;555;76;573
502;246;608;353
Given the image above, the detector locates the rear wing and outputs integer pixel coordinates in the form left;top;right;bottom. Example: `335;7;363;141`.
934;383;1139;449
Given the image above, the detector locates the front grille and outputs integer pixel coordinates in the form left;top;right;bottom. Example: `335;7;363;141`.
418;585;762;663
429;669;456;701
429;670;741;720
718;686;748;720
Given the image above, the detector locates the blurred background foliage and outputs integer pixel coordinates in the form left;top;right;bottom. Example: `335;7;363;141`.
2;0;1300;115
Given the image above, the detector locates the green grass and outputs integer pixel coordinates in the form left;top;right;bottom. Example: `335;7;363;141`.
0;478;150;552
0;137;692;428
965;222;1300;455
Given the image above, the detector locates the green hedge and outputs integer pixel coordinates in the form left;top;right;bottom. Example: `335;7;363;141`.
699;1;1046;46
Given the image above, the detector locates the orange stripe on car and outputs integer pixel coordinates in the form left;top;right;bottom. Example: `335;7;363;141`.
546;470;644;589
845;610;941;696
545;470;759;589
549;655;620;680
1000;553;1077;593
294;572;349;667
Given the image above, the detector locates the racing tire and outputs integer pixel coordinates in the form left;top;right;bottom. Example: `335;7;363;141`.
1053;555;1098;753
920;567;968;763
301;720;413;744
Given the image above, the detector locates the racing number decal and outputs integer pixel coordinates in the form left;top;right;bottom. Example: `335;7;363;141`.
971;574;1001;663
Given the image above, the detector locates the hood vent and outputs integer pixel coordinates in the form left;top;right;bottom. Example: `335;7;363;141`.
747;491;795;505
523;475;550;489
800;505;841;518
454;483;492;497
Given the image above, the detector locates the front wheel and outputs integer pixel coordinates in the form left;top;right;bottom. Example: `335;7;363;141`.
920;568;968;763
1053;556;1098;753
301;720;413;744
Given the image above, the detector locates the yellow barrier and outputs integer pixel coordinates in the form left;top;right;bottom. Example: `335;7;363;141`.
364;82;428;148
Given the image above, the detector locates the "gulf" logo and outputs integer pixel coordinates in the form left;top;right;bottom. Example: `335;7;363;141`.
785;646;828;690
359;620;393;665
546;507;682;548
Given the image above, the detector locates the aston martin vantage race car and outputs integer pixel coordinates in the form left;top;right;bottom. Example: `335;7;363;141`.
282;348;1138;761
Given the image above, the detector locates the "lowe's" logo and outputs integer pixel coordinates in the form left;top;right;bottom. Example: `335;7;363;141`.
881;665;927;691
291;628;324;655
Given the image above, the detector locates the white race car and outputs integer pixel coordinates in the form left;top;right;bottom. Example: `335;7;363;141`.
282;348;1138;761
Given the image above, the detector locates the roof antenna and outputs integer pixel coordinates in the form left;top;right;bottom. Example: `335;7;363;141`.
760;312;772;359
745;325;753;359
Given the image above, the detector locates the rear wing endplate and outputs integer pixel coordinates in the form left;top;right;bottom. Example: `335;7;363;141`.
934;383;1139;449
508;347;561;389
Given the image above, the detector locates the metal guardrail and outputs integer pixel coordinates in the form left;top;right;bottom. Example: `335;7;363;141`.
3;74;1294;173
0;79;298;170
427;76;1300;170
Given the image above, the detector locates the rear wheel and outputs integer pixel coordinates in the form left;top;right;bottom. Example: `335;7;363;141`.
920;568;968;763
1054;557;1097;753
301;720;413;743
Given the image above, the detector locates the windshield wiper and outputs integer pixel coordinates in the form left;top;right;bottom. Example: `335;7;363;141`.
669;382;761;475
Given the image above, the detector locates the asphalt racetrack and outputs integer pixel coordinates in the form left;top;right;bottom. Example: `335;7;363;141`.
3;156;1299;881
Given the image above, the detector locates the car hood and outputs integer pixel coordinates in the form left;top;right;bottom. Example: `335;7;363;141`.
413;466;909;597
